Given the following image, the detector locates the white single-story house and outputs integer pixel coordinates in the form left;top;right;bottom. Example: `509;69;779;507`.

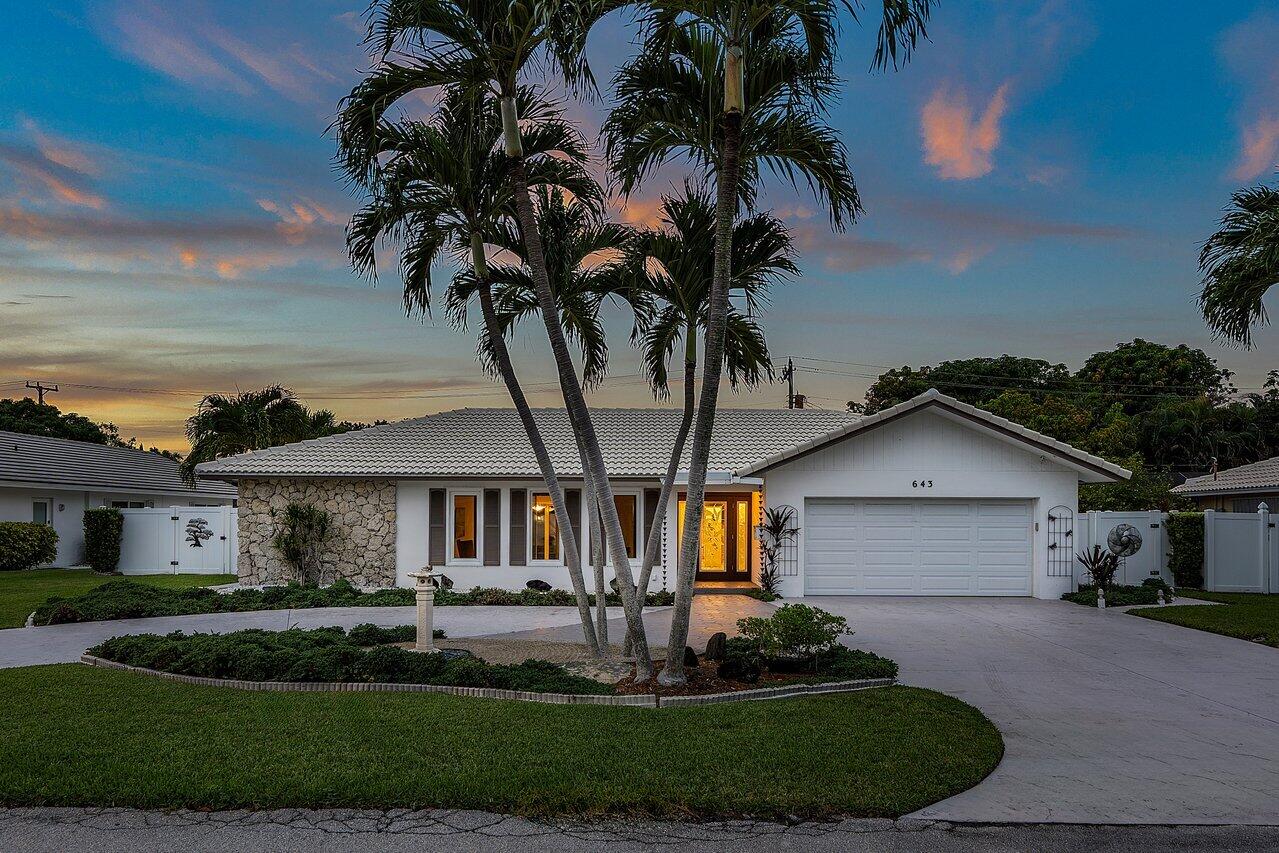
0;430;237;566
1172;456;1279;513
196;389;1129;599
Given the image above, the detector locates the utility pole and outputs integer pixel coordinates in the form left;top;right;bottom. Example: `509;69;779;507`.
25;381;58;405
782;358;796;409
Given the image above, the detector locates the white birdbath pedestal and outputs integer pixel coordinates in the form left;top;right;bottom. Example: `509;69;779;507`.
406;568;439;653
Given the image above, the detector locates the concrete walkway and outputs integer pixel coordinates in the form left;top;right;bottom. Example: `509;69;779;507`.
0;606;632;669
799;597;1279;825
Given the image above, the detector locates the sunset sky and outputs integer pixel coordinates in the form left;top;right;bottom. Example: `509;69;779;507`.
2;1;1278;451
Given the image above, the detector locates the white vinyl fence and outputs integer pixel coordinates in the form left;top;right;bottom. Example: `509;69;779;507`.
118;506;238;575
1080;507;1277;593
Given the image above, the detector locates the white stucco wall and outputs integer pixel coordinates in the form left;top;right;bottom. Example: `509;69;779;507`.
0;484;234;567
759;409;1081;600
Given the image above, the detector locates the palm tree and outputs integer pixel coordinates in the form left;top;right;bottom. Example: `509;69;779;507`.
342;87;610;655
605;2;933;683
180;386;315;484
337;0;659;677
628;184;793;610
450;186;643;643
1199;174;1279;348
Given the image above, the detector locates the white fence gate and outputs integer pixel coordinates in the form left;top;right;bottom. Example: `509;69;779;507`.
1203;508;1276;594
1080;507;1278;593
118;506;238;575
1078;510;1169;586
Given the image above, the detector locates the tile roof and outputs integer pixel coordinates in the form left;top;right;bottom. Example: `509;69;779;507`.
736;389;1131;482
1172;456;1279;495
0;430;236;497
195;407;861;480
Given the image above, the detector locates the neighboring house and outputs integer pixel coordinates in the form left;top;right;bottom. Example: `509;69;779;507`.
197;389;1129;600
1172;457;1279;512
0;430;237;566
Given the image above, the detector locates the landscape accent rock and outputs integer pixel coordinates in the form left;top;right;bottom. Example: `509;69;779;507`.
683;646;699;667
79;655;893;709
704;632;727;661
237;479;396;587
526;579;553;592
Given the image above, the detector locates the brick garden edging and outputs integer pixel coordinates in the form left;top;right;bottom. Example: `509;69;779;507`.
80;654;894;709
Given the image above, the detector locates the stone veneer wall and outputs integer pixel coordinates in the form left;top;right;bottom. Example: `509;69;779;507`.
237;478;397;587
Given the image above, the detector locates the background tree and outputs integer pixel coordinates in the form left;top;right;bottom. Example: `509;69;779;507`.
180;386;345;485
863;356;1075;412
1199;173;1279;348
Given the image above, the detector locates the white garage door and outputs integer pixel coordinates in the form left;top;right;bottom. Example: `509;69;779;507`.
804;499;1033;596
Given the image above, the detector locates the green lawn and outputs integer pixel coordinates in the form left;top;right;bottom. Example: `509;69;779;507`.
1129;590;1279;647
0;665;1003;819
0;569;230;629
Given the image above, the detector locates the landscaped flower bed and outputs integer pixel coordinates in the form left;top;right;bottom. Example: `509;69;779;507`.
88;625;614;695
1061;578;1171;607
31;578;676;625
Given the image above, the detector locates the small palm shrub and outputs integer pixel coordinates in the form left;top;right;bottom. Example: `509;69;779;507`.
1076;545;1120;591
272;503;332;585
0;521;58;571
756;505;798;596
83;508;124;573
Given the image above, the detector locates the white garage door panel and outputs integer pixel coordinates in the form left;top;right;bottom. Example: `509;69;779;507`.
804;498;1032;596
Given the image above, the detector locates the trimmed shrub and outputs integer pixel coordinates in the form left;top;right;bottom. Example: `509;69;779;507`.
0;521;58;571
83;508;124;573
31;580;675;626
736;604;852;663
1166;512;1204;588
88;626;611;694
1061;580;1170;607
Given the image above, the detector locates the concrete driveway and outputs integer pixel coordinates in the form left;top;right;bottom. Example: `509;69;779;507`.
801;596;1279;825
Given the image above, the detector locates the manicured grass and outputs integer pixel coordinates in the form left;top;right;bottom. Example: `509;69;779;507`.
0;664;1002;819
1131;590;1279;647
0;569;229;629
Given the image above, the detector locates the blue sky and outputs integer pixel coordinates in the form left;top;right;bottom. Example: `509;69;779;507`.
1;1;1277;449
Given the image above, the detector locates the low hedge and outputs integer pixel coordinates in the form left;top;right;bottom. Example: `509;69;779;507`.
33;578;676;626
83;508;124;574
1166;512;1204;588
718;635;898;683
0;522;58;571
88;625;611;695
1062;578;1171;607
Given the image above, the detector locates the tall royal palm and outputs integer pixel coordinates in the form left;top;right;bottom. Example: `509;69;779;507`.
1199;173;1279;348
337;0;658;676
606;2;933;683
451;187;641;643
628;184;793;611
342;87;610;655
180;386;316;485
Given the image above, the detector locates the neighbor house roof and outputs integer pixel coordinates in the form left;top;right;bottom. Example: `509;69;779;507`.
735;389;1131;482
1172;456;1279;496
196;389;1128;484
0;430;236;498
195;407;860;480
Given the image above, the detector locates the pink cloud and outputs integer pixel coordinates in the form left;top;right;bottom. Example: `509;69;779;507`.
921;83;1012;180
1233;116;1279;181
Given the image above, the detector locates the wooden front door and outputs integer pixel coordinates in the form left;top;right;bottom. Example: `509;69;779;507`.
679;492;753;582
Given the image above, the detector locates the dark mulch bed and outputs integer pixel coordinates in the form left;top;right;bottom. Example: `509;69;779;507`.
613;655;885;697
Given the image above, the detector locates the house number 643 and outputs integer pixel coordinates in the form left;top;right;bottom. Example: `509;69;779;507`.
912;479;934;488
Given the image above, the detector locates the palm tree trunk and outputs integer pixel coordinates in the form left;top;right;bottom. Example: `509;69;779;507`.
625;331;697;658
660;113;743;686
473;256;602;657
589;486;609;648
502;100;654;679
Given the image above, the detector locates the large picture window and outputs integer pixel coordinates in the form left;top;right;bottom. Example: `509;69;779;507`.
531;493;559;561
453;493;477;560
